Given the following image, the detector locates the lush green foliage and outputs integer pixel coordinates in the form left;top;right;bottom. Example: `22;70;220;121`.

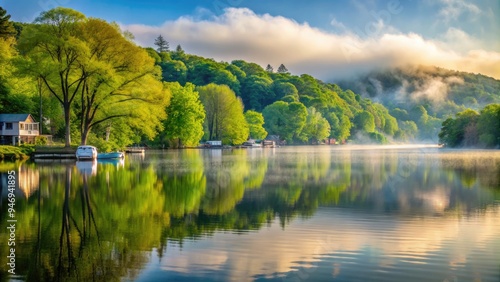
15;8;169;148
439;104;500;148
0;145;33;160
197;83;249;145
2;6;498;147
150;47;406;144
340;65;500;141
160;82;205;147
244;110;268;140
262;101;307;143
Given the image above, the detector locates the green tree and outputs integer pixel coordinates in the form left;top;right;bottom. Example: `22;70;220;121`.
396;120;418;141
17;7;88;147
300;107;331;144
154;34;169;52
277;64;289;73
197;83;249;144
0;7;16;39
262;101;307;143
272;81;298;101
438;109;479;147
240;75;273;111
477;104;500;147
265;64;273;73
244;110;267;140
383;115;398;136
0;7;36;114
162;82;205;147
354;110;375;133
231;60;267;77
160;59;187;84
76;18;169;145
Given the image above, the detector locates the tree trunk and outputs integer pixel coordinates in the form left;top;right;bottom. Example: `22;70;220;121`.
64;106;71;147
81;127;90;145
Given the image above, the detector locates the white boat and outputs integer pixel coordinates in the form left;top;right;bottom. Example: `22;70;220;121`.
75;145;98;160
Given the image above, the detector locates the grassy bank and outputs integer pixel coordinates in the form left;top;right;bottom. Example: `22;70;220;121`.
0;145;35;160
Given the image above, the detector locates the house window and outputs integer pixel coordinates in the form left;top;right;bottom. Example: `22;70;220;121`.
6;123;12;130
33;124;38;130
20;123;24;130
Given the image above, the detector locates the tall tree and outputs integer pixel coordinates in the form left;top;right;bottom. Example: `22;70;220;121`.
197;83;249;145
477;104;500;147
300;107;330;144
277;64;288;73
17;7;87;147
262;100;307;143
244;110;267;140
154;35;169;52
76;18;169;145
162;82;205;147
265;64;273;73
438;109;479;147
0;7;16;39
354;110;375;133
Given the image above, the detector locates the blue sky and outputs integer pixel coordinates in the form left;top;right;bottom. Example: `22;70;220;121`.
2;0;499;80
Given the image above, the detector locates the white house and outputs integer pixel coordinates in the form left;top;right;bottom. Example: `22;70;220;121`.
0;114;39;145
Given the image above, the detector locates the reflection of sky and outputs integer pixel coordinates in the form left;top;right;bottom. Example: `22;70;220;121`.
136;206;500;282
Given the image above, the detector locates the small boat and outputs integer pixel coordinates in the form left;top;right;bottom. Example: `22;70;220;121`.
76;145;98;161
97;152;124;159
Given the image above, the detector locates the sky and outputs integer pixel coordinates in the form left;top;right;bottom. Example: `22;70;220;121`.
2;0;499;81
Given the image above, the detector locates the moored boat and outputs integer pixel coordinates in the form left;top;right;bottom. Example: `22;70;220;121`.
97;151;124;159
75;145;98;161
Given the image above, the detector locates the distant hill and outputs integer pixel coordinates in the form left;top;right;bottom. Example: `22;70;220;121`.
337;65;500;140
338;65;500;117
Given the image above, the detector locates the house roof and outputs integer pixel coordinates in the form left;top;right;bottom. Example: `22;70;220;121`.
0;114;34;122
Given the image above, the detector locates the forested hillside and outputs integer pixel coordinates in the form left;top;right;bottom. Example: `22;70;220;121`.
1;7;498;148
147;46;401;145
338;65;500;141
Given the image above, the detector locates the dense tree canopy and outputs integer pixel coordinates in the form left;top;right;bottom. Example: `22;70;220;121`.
439;105;500;148
197;83;249;145
77;18;169;145
16;8;169;147
262;101;307;143
245;110;267;140
160;82;205;147
16;7;89;146
2;6;498;148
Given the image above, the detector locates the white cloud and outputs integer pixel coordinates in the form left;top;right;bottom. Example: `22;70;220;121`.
330;18;347;32
438;0;481;22
122;8;500;81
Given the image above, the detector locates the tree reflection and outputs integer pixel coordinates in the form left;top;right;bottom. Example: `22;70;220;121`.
1;148;499;280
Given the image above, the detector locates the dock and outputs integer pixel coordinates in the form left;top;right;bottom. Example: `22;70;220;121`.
125;147;145;153
32;147;77;159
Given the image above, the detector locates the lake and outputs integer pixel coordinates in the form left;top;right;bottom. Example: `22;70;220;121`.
1;145;500;281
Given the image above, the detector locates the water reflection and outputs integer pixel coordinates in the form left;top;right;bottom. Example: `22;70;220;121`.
0;146;499;281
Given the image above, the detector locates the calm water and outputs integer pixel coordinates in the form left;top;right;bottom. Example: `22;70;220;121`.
1;145;500;282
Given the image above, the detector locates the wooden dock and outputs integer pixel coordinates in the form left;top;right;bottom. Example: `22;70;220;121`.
125;147;145;153
32;147;77;159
